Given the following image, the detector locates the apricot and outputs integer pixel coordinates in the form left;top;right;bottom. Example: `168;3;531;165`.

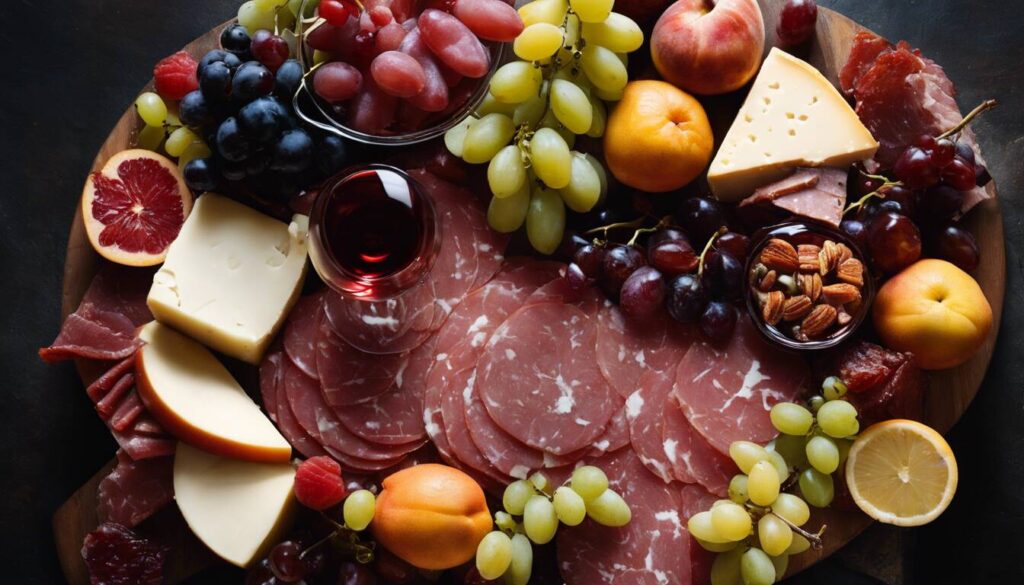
370;464;492;570
604;80;714;193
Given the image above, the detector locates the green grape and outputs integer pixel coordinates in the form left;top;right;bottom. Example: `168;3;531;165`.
165;127;199;158
697;538;740;553
490;62;543;104
580;44;628;93
529;127;572;188
135;92;168;127
710;502;752;541
488;145;527;199
529;471;551;494
476;530;513;579
343;490;376;531
523;495;558;544
254;0;287;13
805;435;840;474
586;488;631;527
767;450;789;484
563;13;581;47
444;116;474;158
177;141;211;172
586;97;607;138
583;153;608;203
771;433;808;469
165;106;181;127
478;92;518;116
526;185;565;254
550;79;593;134
503;479;535;516
770;554;790;580
816;400;860;438
581;13;644;53
571;465;608;501
822;376;848;400
786;533;811;555
569;0;613;23
514;23;565;61
729;441;771;474
770;402;814;436
688;511;728;543
728;474;749;504
771;493;810;527
137;124;166;152
560;152;601;212
238;0;277;33
513;81;549;128
807;395;825;413
463;113;515;164
711;547;744;585
488;179;530;233
740;547;776;585
553;486;587;526
593;84;625;102
757;514;793;557
798;468;834;508
505;533;533;585
495;511;516;532
747;461;781;507
287;0;308;18
518;0;568;27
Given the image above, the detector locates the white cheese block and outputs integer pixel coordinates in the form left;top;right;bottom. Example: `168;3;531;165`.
137;322;291;463
147;193;308;364
707;48;879;201
173;443;296;568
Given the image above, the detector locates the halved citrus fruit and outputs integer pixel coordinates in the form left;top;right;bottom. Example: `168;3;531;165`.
845;419;958;527
82;149;192;267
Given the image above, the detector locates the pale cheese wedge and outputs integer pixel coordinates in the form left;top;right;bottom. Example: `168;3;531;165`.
174;443;296;568
707;48;879;201
137;322;291;463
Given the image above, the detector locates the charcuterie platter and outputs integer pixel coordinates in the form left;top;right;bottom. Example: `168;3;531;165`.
48;0;1005;584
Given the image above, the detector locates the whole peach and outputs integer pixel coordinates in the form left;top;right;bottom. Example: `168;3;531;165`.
651;0;766;95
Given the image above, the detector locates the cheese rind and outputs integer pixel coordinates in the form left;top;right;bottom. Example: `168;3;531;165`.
173;443;296;568
147;193;308;364
707;48;879;201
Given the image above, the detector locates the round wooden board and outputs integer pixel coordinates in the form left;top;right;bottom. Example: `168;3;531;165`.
55;2;1006;583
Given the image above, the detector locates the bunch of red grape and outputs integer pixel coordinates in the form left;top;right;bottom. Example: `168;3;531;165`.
568;197;751;343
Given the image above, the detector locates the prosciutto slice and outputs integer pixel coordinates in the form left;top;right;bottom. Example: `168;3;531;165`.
96;451;174;528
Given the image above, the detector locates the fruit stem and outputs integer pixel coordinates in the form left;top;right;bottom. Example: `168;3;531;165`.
697;228;726;277
626;215;673;246
300;529;338;561
584;217;647;239
843;176;902;216
937;99;998;140
775;513;827;551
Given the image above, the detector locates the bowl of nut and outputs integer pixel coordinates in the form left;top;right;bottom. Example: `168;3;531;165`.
745;222;874;351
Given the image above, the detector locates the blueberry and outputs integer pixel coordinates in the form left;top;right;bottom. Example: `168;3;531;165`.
231;61;275;103
183;158;219;192
179;90;212;127
216;117;251;162
198;49;241;75
272;129;314;173
220;24;252;56
275;59;303;100
199;61;233;102
316;135;349;176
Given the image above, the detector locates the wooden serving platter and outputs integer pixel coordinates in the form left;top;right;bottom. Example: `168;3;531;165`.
53;2;1006;583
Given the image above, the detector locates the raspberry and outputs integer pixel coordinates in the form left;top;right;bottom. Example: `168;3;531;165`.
294;456;347;510
153;51;199;101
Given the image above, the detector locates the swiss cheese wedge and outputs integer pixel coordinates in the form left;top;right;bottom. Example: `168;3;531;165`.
707;48;879;201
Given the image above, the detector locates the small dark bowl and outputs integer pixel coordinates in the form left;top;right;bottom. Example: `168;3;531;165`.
744;221;875;351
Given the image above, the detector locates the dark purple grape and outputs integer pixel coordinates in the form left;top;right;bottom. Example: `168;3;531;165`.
867;212;922;274
678;197;726;243
269;541;307;583
954;140;976;164
246;559;279;585
574;244;606;277
880;185;917;219
975;164;992;187
620;267;667;322
599;245;646;300
666;274;709;324
931;224;980;272
337;561;377;585
649;228;691;247
942;157;977;191
700;301;737;343
932;138;956;167
703;250;744;301
840;219;868;249
716;232;751;262
893;146;940;189
924;184;964;222
878;200;905;215
777;0;818;46
649;239;698;276
565;263;587;291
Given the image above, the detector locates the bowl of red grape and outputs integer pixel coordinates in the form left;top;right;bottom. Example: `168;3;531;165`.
292;0;514;145
745;222;875;351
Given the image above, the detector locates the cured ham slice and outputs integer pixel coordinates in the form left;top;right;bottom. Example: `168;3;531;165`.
596;302;694;399
672;316;808;455
96;451;174;528
663;405;736;497
284;293;325;380
586;403;630;456
264;349;328;459
625;371;677;484
316;320;407;407
440;366;511;485
739;167;848;229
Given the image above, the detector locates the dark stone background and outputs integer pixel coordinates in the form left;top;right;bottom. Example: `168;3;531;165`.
1;0;1020;582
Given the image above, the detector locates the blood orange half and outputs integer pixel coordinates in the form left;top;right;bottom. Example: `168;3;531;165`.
82;149;193;267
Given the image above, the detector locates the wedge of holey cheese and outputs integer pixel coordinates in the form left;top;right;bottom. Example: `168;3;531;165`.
147;193;308;364
174;443;296;567
708;48;878;202
137;322;291;463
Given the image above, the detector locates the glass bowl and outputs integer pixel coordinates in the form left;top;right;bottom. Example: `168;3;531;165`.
744;222;875;351
291;2;504;146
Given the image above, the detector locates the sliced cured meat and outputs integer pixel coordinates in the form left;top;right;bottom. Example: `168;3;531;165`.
557;449;692;585
440;367;510;484
86;355;136;402
465;376;543;479
334;381;428;446
323;281;435;355
259;346;283;423
95;372;136;420
96;451;174;528
478;302;617;455
272;355;329;459
109;388;144;432
422;358;454;461
284;292;325;380
316;319;407;407
679;484;720;585
596;301;694;399
39;311;142;363
110;426;176;461
523;277;603;316
586;401;630;456
663;404;736;497
626;371;676;483
672;316;808;455
739;167;848;229
813;341;926;426
77;263;155;327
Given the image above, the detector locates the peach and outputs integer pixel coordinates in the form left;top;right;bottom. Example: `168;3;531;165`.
873;259;993;370
651;0;765;95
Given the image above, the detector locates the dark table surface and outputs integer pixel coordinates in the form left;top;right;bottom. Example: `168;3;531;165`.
2;1;1022;583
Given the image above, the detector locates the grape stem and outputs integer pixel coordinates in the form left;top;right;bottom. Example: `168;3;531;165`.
773;513;828;551
842;173;902;216
626;215;674;246
697;228;727;276
583;217;648;238
937;99;998;140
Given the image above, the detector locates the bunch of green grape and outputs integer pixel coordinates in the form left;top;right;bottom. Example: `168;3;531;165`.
443;0;643;254
134;92;212;171
475;466;631;583
237;0;307;34
687;376;861;585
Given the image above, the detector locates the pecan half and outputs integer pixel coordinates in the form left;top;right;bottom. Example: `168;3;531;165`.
782;295;814;321
837;258;864;287
762;290;786;325
760;239;800;273
822;283;862;305
836;243;854;266
801;304;838;338
758;269;778;292
799;273;823;302
819;240;841;275
798;244;822;273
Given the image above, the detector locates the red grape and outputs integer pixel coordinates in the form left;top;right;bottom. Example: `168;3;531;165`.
840;219;868;249
269;541;307;583
942;157;977;191
868;212;922;274
573;244;605;277
700;301;737;343
369;5;394;26
649;228;691;247
716;232;751;262
955;140;976;164
251;30;290;73
565;262;587;291
932;224;980;272
893;146;940;189
649;239;699;276
880;185;917;218
932;138;956;168
245;559;277;585
314;62;364;103
600;245;646;300
703;250;744;301
777;0;818;46
320;0;352;26
337;561;378;585
370;51;427;98
924;184;965;221
666;274;708;324
620;267;667;322
678;197;726;243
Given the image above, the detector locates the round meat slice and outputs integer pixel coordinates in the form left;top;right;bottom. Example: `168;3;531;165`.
465;375;543;479
586;401;630;456
259;346;283;423
272;356;329;459
663;403;736;497
478;302;617;455
557;449;692;585
322;282;435;355
441;366;510;485
596;301;695;399
334;380;428;446
625;371;676;484
672;315;809;455
316;320;408;407
284;292;326;380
